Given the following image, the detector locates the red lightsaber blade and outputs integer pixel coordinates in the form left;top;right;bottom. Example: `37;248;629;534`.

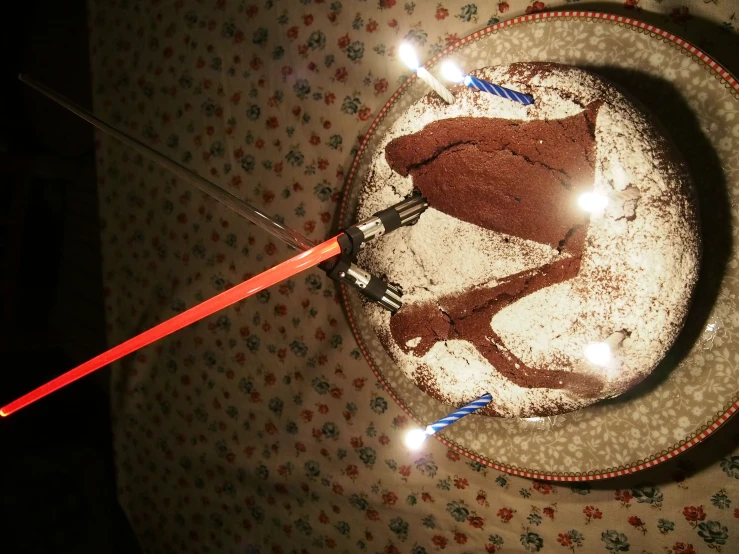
0;237;341;417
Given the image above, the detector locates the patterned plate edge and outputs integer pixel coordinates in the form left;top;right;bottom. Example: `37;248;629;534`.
337;10;739;481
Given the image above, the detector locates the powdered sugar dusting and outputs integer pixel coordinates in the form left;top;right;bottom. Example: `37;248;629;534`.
357;63;700;418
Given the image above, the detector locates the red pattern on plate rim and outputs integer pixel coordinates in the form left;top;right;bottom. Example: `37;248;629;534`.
338;11;739;481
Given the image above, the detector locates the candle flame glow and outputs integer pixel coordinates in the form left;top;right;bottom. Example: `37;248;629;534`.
404;428;429;450
398;43;420;70
441;61;465;83
578;192;609;213
584;342;612;366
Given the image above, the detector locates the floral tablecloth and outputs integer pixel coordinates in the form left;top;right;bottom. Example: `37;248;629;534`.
89;0;739;552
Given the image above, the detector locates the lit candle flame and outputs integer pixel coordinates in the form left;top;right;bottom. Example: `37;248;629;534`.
441;61;465;84
404;428;429;450
584;332;626;368
578;192;609;213
397;42;454;104
583;342;612;366
398;43;420;70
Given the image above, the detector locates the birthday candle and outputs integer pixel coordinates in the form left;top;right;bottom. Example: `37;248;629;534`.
405;393;493;450
441;61;534;106
425;393;494;435
398;43;454;104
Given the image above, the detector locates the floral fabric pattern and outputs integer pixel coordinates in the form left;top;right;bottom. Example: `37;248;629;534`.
88;0;739;552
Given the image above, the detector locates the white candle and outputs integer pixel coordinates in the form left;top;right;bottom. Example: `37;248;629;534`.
398;43;454;104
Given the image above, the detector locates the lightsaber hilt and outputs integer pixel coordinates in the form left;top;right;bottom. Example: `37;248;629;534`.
323;192;428;313
326;259;403;313
351;193;428;242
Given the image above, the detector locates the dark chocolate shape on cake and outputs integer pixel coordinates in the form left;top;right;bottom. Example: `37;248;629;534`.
385;103;604;397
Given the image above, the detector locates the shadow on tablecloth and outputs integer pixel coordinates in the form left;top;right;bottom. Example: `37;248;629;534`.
567;4;739;78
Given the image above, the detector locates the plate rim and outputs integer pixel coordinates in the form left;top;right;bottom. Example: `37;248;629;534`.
338;10;739;481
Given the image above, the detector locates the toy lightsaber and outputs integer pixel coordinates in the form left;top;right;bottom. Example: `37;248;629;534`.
17;74;425;311
0;190;425;416
0;76;428;416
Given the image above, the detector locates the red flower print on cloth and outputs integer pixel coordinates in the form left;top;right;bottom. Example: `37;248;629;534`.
525;1;547;14
683;505;706;524
499;2;510;13
432;535;448;549
366;508;380;521
533;481;553;495
454;478;469;489
334;67;349;82
670;6;692;24
497;508;514;523
337;34;351;49
615;489;633;507
628;515;647;534
557;532;573;547
543;506;556;519
468;515;485;529
672;543;696;554
454;532;467;544
374;78;388;95
435;5;449;20
379;0;397;9
583;505;602;524
344;464;359;480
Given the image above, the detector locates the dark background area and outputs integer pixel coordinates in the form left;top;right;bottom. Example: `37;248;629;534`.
0;0;140;551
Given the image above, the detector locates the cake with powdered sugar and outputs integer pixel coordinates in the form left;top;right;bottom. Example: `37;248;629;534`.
356;62;700;418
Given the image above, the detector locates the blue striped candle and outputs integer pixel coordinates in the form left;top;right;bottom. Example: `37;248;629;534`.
441;60;534;106
425;393;493;435
463;75;534;105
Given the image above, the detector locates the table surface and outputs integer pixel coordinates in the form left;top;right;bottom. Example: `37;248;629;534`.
89;1;739;552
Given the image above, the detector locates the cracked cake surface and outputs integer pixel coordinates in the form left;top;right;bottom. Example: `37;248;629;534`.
356;62;700;418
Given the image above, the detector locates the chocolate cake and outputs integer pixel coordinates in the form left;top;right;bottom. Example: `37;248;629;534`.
356;62;700;418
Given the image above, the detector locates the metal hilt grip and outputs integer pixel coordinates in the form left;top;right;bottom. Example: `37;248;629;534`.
354;193;428;243
345;264;403;313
